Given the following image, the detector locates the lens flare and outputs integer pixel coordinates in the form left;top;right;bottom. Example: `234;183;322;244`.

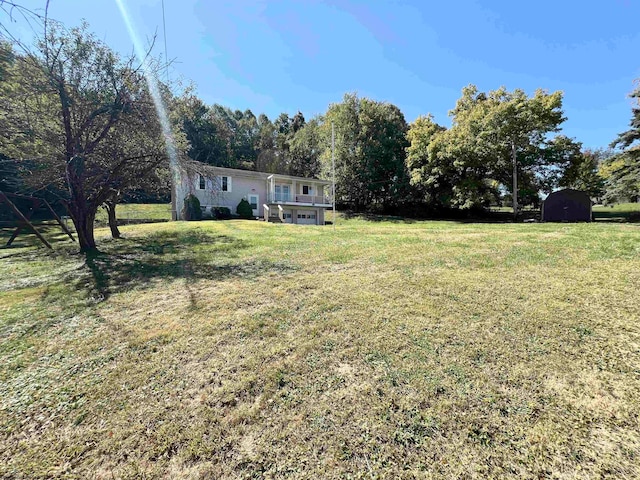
115;0;182;218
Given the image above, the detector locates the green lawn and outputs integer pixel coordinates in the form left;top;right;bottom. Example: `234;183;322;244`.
593;202;640;221
94;203;172;225
1;217;639;478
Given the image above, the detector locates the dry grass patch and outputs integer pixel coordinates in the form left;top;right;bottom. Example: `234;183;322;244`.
1;218;639;478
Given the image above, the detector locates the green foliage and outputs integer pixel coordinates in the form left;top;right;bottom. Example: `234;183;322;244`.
406;85;571;210
558;147;607;199
322;93;409;211
606;80;640;202
236;198;253;219
612;81;640;150
172;99;321;178
289;118;322;178
0;22;184;251
601;152;640;203
405;115;452;206
182;194;202;221
212;206;232;220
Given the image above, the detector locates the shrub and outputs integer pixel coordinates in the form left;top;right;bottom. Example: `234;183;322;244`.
181;194;202;221
236;198;253;219
212;207;232;220
201;207;213;220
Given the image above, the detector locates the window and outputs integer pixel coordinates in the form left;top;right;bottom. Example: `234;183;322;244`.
221;176;228;191
310;214;316;219
283;213;292;219
248;194;258;210
298;214;306;219
302;185;314;195
198;174;205;190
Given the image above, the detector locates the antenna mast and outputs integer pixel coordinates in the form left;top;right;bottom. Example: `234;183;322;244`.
332;122;336;230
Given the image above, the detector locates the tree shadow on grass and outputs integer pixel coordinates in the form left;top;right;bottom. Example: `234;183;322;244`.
341;212;417;224
78;230;296;302
341;210;546;224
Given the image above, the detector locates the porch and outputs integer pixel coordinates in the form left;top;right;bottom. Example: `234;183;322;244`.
266;174;332;206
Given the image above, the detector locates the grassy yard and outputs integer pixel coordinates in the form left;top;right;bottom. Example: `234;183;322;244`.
593;202;640;221
1;217;639;478
94;203;172;226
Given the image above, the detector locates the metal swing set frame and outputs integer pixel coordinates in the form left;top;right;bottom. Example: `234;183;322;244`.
0;191;75;249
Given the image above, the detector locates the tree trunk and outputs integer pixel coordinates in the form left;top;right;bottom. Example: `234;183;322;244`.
105;202;121;239
70;206;98;253
65;157;99;254
512;141;518;221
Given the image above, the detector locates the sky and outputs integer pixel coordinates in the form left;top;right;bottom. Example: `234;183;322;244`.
3;0;640;149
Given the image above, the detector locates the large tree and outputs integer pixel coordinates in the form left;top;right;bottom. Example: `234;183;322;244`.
1;23;178;252
463;86;565;216
606;81;640;202
407;86;569;213
289;117;322;178
323;93;409;211
557;146;607;200
173;92;233;167
405;115;453;207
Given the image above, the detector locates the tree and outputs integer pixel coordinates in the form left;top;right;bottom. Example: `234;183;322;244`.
465;86;565;217
322;93;409;211
273;112;291;174
600;153;639;203
408;86;568;213
558;147;607;200
606;80;640;202
234;109;259;170
405;115;450;206
1;22;178;252
289;117;322;178
173;92;232;167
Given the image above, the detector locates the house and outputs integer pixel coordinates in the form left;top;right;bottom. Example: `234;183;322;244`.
171;164;333;225
541;189;592;222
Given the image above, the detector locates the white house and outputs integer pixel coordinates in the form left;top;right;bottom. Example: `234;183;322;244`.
171;164;332;225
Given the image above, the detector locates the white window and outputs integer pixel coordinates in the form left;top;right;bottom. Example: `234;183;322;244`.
217;175;232;192
198;174;205;190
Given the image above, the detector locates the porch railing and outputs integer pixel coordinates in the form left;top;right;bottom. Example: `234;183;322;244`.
268;193;331;204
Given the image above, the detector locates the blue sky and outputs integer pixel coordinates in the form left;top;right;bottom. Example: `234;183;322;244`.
4;0;640;148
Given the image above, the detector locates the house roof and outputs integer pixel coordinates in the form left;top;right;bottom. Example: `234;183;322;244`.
543;188;591;202
181;161;331;184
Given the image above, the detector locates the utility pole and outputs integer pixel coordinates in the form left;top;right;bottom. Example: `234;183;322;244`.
332;122;336;230
512;141;518;221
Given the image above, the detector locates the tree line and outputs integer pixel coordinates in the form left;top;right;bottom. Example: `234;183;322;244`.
178;86;637;215
0;18;638;253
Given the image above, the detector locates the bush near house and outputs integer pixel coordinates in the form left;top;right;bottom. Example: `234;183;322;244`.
236;198;253;219
212;207;232;220
182;194;202;221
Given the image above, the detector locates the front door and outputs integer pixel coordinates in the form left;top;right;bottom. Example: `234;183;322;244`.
248;194;259;217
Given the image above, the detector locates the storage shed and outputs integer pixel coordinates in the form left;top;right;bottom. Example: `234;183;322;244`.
541;189;592;222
